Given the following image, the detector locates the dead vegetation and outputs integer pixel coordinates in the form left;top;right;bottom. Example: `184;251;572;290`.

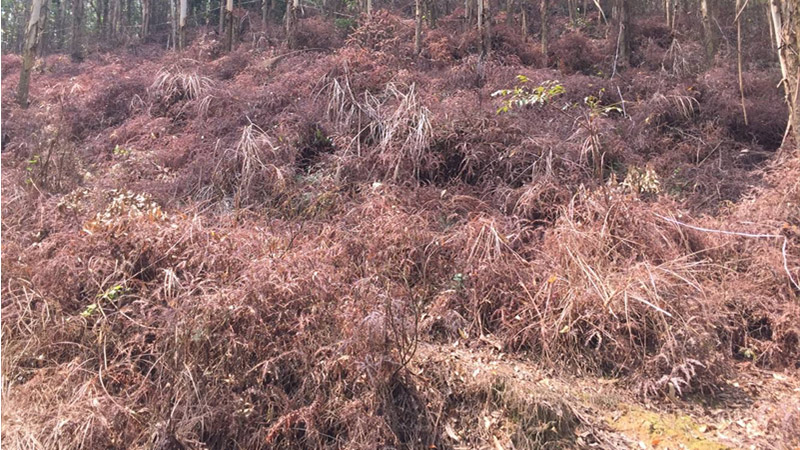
2;9;799;450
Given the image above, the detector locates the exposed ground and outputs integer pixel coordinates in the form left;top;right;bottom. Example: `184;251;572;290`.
2;9;800;450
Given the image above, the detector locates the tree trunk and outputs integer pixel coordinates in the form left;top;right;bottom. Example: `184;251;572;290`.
169;0;177;48
285;0;298;49
141;0;150;38
37;0;50;58
540;0;548;62
568;0;576;26
17;0;47;108
226;0;234;51
56;0;65;51
262;0;269;29
506;0;513;25
415;0;422;55
179;0;187;49
770;0;800;147
478;0;490;57
218;0;225;35
700;0;715;64
614;0;630;68
71;0;84;59
736;0;748;126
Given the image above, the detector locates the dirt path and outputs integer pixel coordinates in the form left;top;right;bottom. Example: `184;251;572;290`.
411;341;800;449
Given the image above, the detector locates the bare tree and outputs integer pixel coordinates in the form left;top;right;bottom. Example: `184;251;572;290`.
226;0;234;51
17;0;47;107
179;0;187;49
613;0;630;69
71;0;84;59
286;0;299;49
540;0;548;61
415;0;423;55
770;0;800;146
735;0;748;126
700;0;715;63
141;0;150;38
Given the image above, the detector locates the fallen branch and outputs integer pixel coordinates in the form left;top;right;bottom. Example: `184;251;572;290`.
655;213;800;291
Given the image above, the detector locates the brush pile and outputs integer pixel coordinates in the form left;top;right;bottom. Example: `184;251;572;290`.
2;10;799;449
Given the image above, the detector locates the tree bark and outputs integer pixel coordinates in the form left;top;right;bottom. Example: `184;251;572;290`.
218;0;225;35
37;0;50;58
415;0;422;55
17;0;47;108
736;0;748;126
614;0;630;68
56;0;65;51
478;0;490;57
71;0;84;59
770;0;800;147
285;0;298;49
141;0;150;38
700;0;715;64
540;0;547;63
226;0;234;51
179;0;187;49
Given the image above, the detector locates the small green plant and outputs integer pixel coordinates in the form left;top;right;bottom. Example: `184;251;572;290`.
113;144;130;157
26;154;41;172
583;90;622;118
80;285;125;318
492;76;565;114
577;89;622;180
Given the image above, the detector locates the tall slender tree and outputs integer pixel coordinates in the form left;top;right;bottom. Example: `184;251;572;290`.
614;0;630;69
700;0;715;63
540;0;548;61
415;0;422;55
17;0;47;107
286;0;298;49
226;0;234;51
770;0;800;146
71;0;84;58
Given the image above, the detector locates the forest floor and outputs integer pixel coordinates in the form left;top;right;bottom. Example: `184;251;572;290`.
2;10;800;450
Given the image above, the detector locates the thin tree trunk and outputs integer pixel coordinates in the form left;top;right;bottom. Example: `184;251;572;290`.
71;0;84;59
56;0;65;51
37;0;50;58
568;0;576;26
506;0;513;25
614;0;630;68
179;0;187;49
285;0;298;49
415;0;422;55
18;0;47;108
736;0;748;126
169;0;177;48
770;0;800;146
521;4;527;41
141;0;150;38
701;0;715;64
219;0;225;35
226;0;234;51
478;0;490;57
262;0;268;29
540;0;548;63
